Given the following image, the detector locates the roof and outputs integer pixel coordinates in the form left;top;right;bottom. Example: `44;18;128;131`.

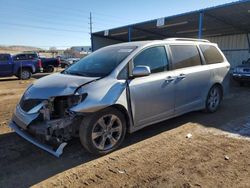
92;0;250;42
102;38;217;51
104;40;155;47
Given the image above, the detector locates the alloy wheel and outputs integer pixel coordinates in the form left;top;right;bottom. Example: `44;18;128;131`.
91;114;123;151
207;87;221;111
21;70;30;80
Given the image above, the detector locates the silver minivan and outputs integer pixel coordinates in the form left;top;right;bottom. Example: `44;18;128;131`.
9;38;230;157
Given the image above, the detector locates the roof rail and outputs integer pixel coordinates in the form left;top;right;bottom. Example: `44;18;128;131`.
164;38;210;43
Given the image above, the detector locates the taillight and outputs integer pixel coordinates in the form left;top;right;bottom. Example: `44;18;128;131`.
38;59;42;68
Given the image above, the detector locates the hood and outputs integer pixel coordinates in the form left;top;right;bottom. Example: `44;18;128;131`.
25;73;99;99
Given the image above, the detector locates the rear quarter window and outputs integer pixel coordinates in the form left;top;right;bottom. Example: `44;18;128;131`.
170;45;201;70
200;45;224;64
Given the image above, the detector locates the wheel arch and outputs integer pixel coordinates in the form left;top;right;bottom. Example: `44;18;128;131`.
17;66;33;74
211;82;224;98
109;104;133;133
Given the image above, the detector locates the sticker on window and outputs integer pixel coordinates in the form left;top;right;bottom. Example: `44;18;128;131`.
118;49;134;53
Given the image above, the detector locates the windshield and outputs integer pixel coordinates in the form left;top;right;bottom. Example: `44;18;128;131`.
63;45;137;77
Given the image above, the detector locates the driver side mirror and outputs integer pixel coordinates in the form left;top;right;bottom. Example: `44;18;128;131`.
132;66;151;77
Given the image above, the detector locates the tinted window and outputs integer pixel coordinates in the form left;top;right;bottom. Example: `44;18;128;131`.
65;46;136;77
27;54;38;60
170;45;201;69
133;46;168;73
0;54;9;62
200;45;224;64
14;54;27;61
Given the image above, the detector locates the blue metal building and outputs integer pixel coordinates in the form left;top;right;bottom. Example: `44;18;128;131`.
92;0;250;67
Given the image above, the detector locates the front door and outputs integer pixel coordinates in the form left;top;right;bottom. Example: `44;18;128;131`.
128;46;176;127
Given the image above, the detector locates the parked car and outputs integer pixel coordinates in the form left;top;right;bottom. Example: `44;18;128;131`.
0;53;42;80
9;38;230;157
60;59;71;69
40;57;61;73
232;58;250;86
66;58;80;65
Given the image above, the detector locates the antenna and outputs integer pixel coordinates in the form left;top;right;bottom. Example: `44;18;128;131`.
89;12;93;51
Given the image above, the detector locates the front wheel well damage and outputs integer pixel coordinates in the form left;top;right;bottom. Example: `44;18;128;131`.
108;104;132;133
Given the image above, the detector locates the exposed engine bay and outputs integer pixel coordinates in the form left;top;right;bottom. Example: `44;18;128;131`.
18;93;87;146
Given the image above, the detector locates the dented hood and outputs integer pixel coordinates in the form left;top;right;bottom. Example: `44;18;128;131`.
25;73;99;99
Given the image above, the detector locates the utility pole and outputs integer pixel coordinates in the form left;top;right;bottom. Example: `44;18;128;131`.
89;12;93;52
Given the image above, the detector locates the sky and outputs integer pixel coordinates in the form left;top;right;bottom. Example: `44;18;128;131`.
0;0;236;49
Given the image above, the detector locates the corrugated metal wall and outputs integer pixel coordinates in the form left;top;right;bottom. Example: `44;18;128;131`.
206;34;250;68
92;33;250;68
92;35;121;51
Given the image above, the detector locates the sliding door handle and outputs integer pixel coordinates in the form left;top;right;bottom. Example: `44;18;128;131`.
177;73;186;79
165;76;176;83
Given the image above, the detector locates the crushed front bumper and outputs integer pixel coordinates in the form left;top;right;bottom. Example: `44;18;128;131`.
9;121;67;157
10;104;69;158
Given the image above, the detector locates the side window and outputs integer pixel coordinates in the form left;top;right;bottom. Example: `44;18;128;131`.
170;45;201;70
14;54;27;61
133;46;168;73
200;45;224;64
27;54;37;60
0;55;9;62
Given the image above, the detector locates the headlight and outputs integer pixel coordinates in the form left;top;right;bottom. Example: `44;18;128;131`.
52;93;87;117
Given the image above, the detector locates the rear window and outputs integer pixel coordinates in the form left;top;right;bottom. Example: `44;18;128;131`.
200;45;224;64
170;45;201;70
0;54;9;61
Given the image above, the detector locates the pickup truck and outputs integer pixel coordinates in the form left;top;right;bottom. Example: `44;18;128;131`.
40;57;61;72
0;53;42;80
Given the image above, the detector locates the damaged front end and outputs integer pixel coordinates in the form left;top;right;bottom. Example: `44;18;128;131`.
10;92;87;157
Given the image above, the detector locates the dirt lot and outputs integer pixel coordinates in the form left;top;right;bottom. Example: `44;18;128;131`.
0;76;250;188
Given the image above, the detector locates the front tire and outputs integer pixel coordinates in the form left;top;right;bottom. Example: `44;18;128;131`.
205;85;222;113
79;107;126;155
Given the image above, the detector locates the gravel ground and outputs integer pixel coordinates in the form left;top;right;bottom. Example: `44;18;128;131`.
0;75;250;188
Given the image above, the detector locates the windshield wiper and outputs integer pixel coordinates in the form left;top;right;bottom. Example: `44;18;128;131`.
64;71;89;77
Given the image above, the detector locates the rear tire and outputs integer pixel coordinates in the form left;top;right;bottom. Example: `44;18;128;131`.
205;85;222;113
19;69;31;80
79;107;126;155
